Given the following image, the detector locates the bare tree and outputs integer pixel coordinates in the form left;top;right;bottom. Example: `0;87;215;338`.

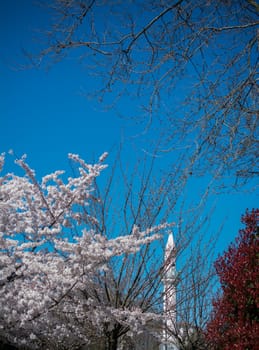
31;0;259;183
171;236;218;349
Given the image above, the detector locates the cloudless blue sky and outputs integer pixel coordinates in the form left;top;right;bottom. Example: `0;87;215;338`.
0;1;258;256
0;1;128;172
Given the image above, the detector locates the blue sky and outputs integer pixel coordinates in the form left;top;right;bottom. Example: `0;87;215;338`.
0;0;258;257
0;1;124;172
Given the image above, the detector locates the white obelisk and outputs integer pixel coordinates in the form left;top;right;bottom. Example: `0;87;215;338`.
161;233;178;350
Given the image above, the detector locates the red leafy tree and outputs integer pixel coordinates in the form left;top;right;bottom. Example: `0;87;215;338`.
206;209;259;350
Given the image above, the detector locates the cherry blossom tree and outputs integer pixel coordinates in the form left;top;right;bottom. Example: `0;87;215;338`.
0;152;172;349
206;209;259;350
0;151;219;349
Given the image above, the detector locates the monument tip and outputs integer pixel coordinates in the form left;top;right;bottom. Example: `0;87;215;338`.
166;232;175;249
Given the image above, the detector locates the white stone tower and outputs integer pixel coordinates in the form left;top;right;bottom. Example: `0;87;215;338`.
160;233;178;350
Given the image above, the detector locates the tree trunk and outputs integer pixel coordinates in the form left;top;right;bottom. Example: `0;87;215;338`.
106;328;119;350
